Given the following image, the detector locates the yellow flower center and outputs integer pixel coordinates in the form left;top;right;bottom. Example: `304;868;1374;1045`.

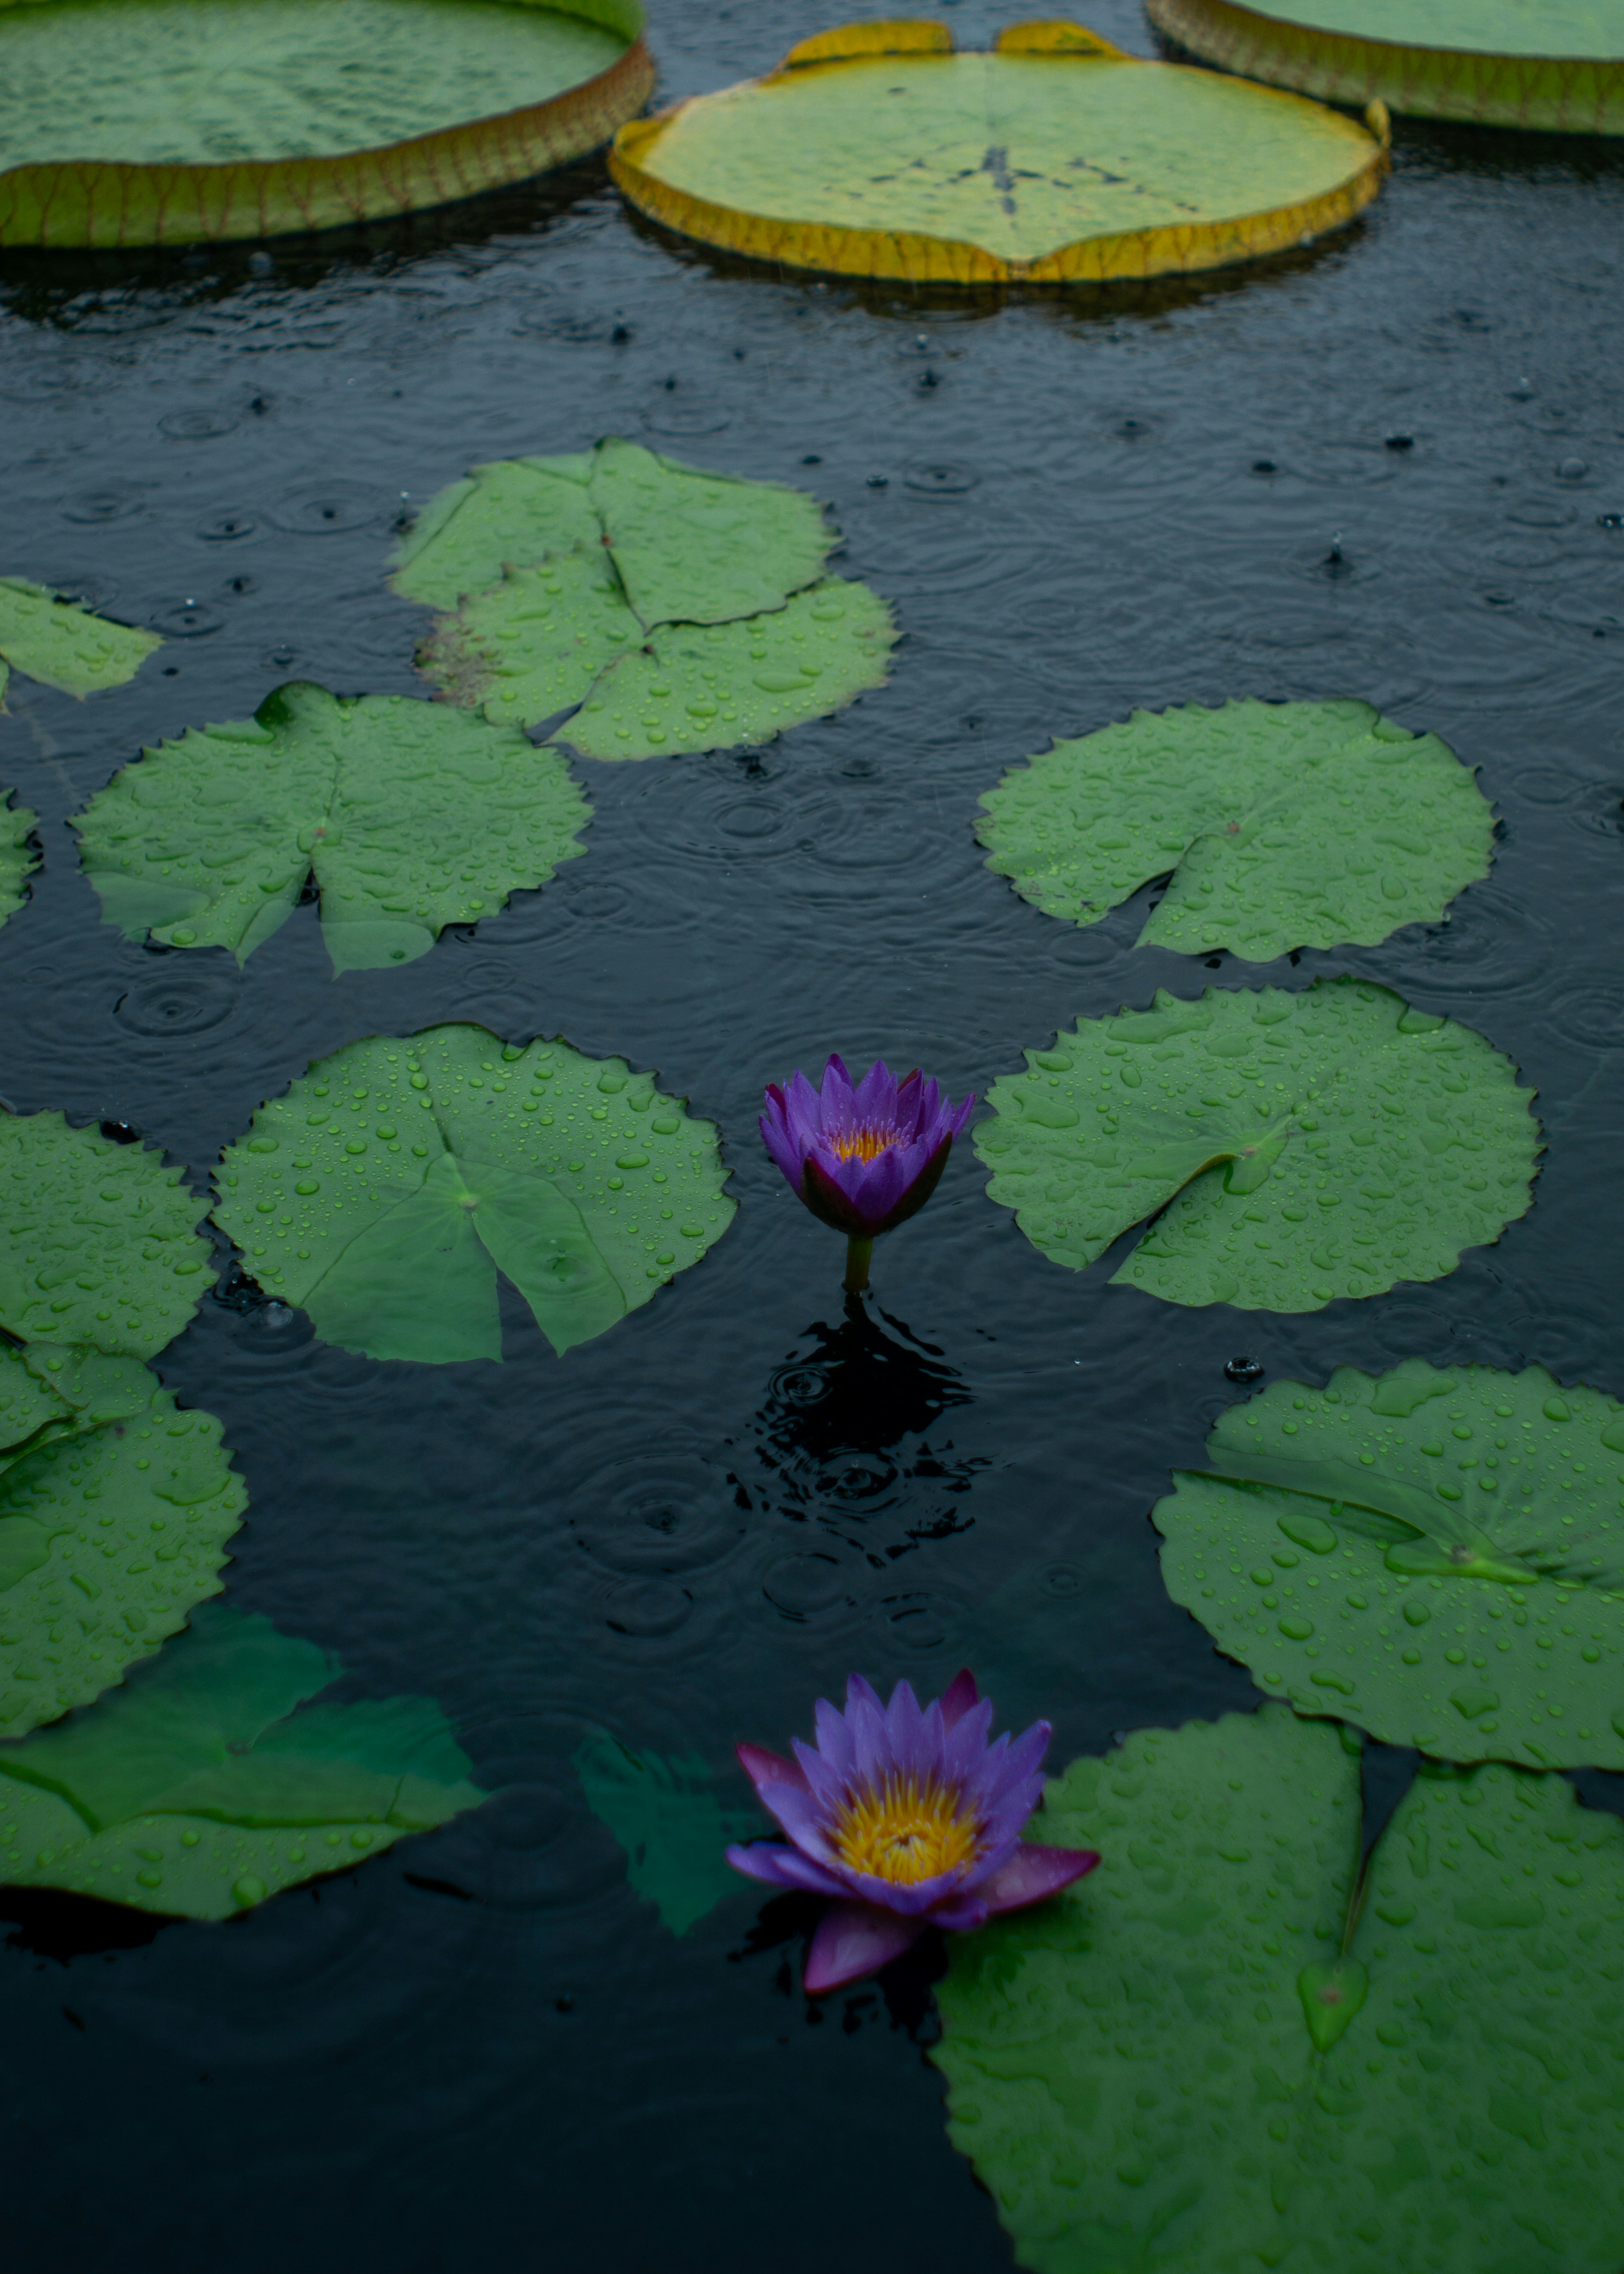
830;1775;980;1886
830;1124;897;1164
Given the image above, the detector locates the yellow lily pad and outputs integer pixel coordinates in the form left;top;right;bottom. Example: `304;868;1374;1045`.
1148;0;1624;136
610;18;1389;284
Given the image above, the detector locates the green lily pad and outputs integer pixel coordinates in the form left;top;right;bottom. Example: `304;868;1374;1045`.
976;978;1539;1312
0;1109;214;1355
1156;1358;1624;1768
934;1706;1624;2274
0;577;161;703
426;555;896;755
212;1025;736;1365
0;1601;484;1917
0;1340;244;1738
391;436;834;618
74;681;590;975
977;698;1495;964
575;1727;759;1934
1;786;39;923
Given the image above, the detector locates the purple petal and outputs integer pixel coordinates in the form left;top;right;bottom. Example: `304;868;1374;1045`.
726;1841;849;1900
754;1778;839;1858
928;1892;990;1931
851;1058;899;1123
804;1902;924;1994
821;1055;856;1123
980;1843;1100;1915
939;1669;980;1731
736;1742;810;1803
884;1678;927;1778
848;1689;892;1791
791;1735;846;1813
759;1110;805;1190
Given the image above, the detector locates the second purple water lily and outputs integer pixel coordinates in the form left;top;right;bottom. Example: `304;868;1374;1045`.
727;1669;1099;1993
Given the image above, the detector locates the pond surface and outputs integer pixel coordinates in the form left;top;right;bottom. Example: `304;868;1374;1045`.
1;2;1622;2264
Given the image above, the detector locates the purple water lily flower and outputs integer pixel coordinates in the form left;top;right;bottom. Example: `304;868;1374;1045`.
726;1670;1099;1994
760;1054;974;1292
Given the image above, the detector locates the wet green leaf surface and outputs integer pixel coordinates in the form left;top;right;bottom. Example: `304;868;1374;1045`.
1157;1359;1624;1767
1;785;38;923
0;1109;214;1355
76;680;590;974
976;979;1539;1312
978;698;1495;963
0;1602;483;1917
575;1727;758;1934
212;1025;735;1364
0;1341;244;1737
391;436;833;618
935;1707;1624;2274
0;576;160;699
1257;0;1622;57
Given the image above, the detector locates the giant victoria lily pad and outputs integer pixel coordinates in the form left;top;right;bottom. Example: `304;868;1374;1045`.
400;439;896;757
0;0;654;248
978;698;1495;964
609;19;1390;285
1157;1359;1624;1767
213;1026;735;1365
976;979;1539;1312
0;577;161;704
0;1109;214;1356
76;681;590;975
1146;0;1624;136
0;1603;484;1916
934;1707;1624;2274
0;1341;244;1737
1;787;38;925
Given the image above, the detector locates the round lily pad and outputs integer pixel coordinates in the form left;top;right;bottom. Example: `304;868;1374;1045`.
1147;0;1624;135
1;787;39;927
1157;1358;1624;1768
212;1026;736;1365
0;1108;214;1357
0;0;653;248
610;19;1390;284
0;1603;483;1916
934;1707;1624;2274
0;1341;245;1738
76;681;590;975
978;698;1495;964
0;576;161;702
976;978;1539;1312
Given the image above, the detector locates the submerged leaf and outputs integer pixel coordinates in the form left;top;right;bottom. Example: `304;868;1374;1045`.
212;1025;735;1365
576;1728;758;1934
0;1341;244;1737
75;681;590;975
1;785;38;923
391;436;833;617
0;1602;484;1917
1157;1358;1624;1767
0;1108;214;1355
0;576;160;700
934;1707;1624;2274
978;697;1494;963
976;978;1539;1311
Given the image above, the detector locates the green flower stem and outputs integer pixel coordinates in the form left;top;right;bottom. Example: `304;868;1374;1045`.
843;1234;873;1293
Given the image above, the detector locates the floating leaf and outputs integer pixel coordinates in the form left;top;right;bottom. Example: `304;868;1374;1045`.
1;785;38;922
0;0;653;249
576;1728;759;1934
976;978;1539;1312
935;1707;1624;2274
611;24;1390;284
0;576;160;700
428;556;895;754
0;1109;214;1355
977;698;1494;963
1146;0;1624;136
391;436;834;618
0;1603;484;1916
212;1026;735;1365
75;681;590;975
0;1341;244;1738
1157;1358;1624;1768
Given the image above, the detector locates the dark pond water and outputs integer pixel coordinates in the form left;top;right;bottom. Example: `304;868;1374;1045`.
2;3;1623;2264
